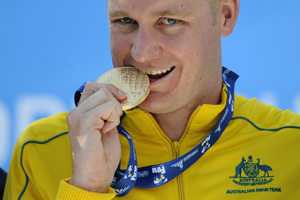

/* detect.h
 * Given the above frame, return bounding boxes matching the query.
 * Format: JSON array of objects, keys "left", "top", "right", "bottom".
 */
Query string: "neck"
[
  {"left": 153, "top": 89, "right": 222, "bottom": 142},
  {"left": 153, "top": 107, "right": 193, "bottom": 141}
]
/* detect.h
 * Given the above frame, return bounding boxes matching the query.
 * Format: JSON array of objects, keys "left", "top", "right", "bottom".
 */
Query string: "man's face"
[{"left": 108, "top": 0, "right": 223, "bottom": 114}]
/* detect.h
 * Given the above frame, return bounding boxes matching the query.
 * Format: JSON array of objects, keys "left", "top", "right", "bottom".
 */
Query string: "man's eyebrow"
[{"left": 108, "top": 10, "right": 129, "bottom": 18}]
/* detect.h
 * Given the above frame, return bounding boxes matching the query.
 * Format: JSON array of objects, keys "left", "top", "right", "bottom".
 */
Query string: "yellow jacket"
[{"left": 4, "top": 87, "right": 300, "bottom": 200}]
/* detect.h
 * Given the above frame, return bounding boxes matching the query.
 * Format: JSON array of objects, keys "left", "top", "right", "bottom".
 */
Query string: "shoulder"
[
  {"left": 7, "top": 112, "right": 72, "bottom": 200},
  {"left": 233, "top": 95, "right": 300, "bottom": 129},
  {"left": 17, "top": 112, "right": 69, "bottom": 145}
]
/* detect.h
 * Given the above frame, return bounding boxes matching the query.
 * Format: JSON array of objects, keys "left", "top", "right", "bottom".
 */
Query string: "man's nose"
[{"left": 130, "top": 27, "right": 162, "bottom": 63}]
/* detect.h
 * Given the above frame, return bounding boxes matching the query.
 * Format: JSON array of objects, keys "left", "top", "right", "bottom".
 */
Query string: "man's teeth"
[{"left": 142, "top": 67, "right": 173, "bottom": 75}]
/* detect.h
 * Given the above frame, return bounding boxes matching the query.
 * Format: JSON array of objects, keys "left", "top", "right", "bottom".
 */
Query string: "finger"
[
  {"left": 79, "top": 82, "right": 126, "bottom": 105},
  {"left": 96, "top": 101, "right": 122, "bottom": 134},
  {"left": 80, "top": 100, "right": 122, "bottom": 134},
  {"left": 77, "top": 87, "right": 123, "bottom": 117}
]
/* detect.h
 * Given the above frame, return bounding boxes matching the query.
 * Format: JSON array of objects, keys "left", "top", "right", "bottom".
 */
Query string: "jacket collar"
[{"left": 122, "top": 84, "right": 228, "bottom": 141}]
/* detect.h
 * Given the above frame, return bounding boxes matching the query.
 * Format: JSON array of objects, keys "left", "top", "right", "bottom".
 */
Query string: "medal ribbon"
[{"left": 74, "top": 67, "right": 239, "bottom": 196}]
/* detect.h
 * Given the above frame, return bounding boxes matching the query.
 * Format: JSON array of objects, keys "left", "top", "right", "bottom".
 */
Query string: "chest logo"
[{"left": 229, "top": 156, "right": 274, "bottom": 186}]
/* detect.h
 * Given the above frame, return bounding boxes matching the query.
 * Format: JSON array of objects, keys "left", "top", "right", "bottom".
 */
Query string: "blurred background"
[{"left": 0, "top": 0, "right": 299, "bottom": 171}]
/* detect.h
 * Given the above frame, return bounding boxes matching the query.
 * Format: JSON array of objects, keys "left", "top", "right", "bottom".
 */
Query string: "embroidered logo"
[{"left": 229, "top": 156, "right": 274, "bottom": 186}]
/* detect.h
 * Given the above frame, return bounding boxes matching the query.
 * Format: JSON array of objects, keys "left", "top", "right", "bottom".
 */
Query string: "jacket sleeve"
[
  {"left": 56, "top": 179, "right": 116, "bottom": 200},
  {"left": 4, "top": 112, "right": 117, "bottom": 200},
  {"left": 4, "top": 139, "right": 116, "bottom": 200},
  {"left": 3, "top": 136, "right": 32, "bottom": 199}
]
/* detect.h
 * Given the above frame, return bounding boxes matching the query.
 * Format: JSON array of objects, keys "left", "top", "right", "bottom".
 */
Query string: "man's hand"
[{"left": 67, "top": 82, "right": 126, "bottom": 193}]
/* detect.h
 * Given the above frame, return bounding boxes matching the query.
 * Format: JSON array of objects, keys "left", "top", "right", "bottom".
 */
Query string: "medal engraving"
[{"left": 96, "top": 67, "right": 150, "bottom": 110}]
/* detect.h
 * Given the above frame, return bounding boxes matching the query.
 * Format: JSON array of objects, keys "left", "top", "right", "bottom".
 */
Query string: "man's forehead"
[{"left": 107, "top": 0, "right": 201, "bottom": 18}]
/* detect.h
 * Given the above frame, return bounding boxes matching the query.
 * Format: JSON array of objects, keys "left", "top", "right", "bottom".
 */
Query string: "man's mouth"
[{"left": 141, "top": 66, "right": 175, "bottom": 79}]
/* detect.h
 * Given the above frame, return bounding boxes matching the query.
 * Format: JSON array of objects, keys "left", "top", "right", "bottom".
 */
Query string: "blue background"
[{"left": 0, "top": 1, "right": 299, "bottom": 171}]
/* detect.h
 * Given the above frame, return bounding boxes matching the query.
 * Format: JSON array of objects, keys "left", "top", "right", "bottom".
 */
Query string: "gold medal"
[{"left": 96, "top": 67, "right": 150, "bottom": 110}]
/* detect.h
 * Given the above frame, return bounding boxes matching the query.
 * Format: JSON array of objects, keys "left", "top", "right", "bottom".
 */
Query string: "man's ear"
[{"left": 220, "top": 0, "right": 239, "bottom": 36}]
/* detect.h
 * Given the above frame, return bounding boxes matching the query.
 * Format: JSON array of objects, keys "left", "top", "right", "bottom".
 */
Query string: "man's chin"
[{"left": 138, "top": 102, "right": 169, "bottom": 115}]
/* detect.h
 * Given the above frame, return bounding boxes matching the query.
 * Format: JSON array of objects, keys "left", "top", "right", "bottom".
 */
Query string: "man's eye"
[
  {"left": 160, "top": 18, "right": 179, "bottom": 25},
  {"left": 120, "top": 17, "right": 135, "bottom": 24}
]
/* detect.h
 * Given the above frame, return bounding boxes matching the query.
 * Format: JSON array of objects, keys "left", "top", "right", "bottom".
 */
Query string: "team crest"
[{"left": 229, "top": 156, "right": 274, "bottom": 186}]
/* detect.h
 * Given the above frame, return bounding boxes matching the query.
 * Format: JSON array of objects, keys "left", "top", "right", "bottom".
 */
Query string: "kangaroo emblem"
[{"left": 234, "top": 157, "right": 245, "bottom": 178}]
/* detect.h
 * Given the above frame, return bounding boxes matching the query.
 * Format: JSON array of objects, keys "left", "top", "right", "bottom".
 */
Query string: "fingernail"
[{"left": 118, "top": 89, "right": 126, "bottom": 96}]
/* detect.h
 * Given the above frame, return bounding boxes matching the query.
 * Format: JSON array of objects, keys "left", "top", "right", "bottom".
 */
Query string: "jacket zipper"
[{"left": 172, "top": 141, "right": 185, "bottom": 200}]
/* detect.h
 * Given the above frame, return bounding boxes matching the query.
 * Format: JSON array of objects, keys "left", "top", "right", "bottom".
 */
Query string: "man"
[
  {"left": 4, "top": 0, "right": 300, "bottom": 199},
  {"left": 0, "top": 168, "right": 7, "bottom": 199}
]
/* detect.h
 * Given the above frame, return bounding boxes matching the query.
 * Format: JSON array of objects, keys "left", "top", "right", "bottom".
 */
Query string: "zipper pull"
[{"left": 172, "top": 141, "right": 180, "bottom": 158}]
